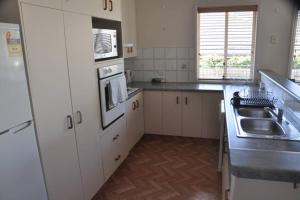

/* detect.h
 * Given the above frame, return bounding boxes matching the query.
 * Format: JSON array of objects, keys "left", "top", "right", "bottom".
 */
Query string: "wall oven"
[{"left": 98, "top": 64, "right": 127, "bottom": 129}]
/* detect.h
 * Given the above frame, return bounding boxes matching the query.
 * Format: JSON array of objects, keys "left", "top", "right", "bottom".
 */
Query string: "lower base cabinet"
[
  {"left": 126, "top": 92, "right": 144, "bottom": 151},
  {"left": 144, "top": 90, "right": 223, "bottom": 138},
  {"left": 230, "top": 175, "right": 300, "bottom": 200},
  {"left": 101, "top": 116, "right": 128, "bottom": 181}
]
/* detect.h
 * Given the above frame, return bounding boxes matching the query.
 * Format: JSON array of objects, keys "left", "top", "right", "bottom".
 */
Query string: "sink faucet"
[{"left": 264, "top": 107, "right": 284, "bottom": 122}]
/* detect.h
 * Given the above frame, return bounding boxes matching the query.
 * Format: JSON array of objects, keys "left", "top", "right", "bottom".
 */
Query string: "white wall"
[{"left": 134, "top": 0, "right": 296, "bottom": 80}]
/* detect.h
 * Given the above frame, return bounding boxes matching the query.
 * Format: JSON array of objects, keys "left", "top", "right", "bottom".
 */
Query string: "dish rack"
[{"left": 232, "top": 89, "right": 278, "bottom": 108}]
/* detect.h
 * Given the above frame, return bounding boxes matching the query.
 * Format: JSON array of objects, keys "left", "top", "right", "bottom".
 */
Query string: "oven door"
[
  {"left": 99, "top": 74, "right": 125, "bottom": 129},
  {"left": 93, "top": 29, "right": 118, "bottom": 60}
]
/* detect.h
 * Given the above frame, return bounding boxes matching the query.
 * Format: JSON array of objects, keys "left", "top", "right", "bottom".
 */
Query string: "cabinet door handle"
[
  {"left": 67, "top": 115, "right": 73, "bottom": 129},
  {"left": 109, "top": 0, "right": 113, "bottom": 11},
  {"left": 76, "top": 111, "right": 83, "bottom": 124},
  {"left": 185, "top": 97, "right": 188, "bottom": 105},
  {"left": 176, "top": 96, "right": 179, "bottom": 104},
  {"left": 132, "top": 101, "right": 136, "bottom": 110},
  {"left": 103, "top": 0, "right": 108, "bottom": 10},
  {"left": 115, "top": 155, "right": 121, "bottom": 161},
  {"left": 136, "top": 100, "right": 139, "bottom": 108},
  {"left": 113, "top": 134, "right": 119, "bottom": 141}
]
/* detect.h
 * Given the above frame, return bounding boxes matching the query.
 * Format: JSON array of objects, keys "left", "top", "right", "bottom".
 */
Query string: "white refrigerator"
[{"left": 0, "top": 23, "right": 48, "bottom": 200}]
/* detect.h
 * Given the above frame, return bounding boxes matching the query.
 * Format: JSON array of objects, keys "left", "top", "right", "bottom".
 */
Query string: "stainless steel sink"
[
  {"left": 237, "top": 108, "right": 272, "bottom": 118},
  {"left": 240, "top": 119, "right": 285, "bottom": 136}
]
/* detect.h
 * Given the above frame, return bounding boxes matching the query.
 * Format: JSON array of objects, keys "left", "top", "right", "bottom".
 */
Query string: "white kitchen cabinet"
[
  {"left": 126, "top": 92, "right": 144, "bottom": 151},
  {"left": 202, "top": 92, "right": 223, "bottom": 139},
  {"left": 62, "top": 0, "right": 100, "bottom": 16},
  {"left": 20, "top": 4, "right": 83, "bottom": 200},
  {"left": 162, "top": 91, "right": 182, "bottom": 136},
  {"left": 144, "top": 91, "right": 163, "bottom": 134},
  {"left": 19, "top": 0, "right": 62, "bottom": 9},
  {"left": 101, "top": 116, "right": 128, "bottom": 180},
  {"left": 230, "top": 175, "right": 300, "bottom": 200},
  {"left": 182, "top": 92, "right": 202, "bottom": 137},
  {"left": 122, "top": 0, "right": 137, "bottom": 58},
  {"left": 64, "top": 12, "right": 104, "bottom": 200},
  {"left": 95, "top": 0, "right": 122, "bottom": 21}
]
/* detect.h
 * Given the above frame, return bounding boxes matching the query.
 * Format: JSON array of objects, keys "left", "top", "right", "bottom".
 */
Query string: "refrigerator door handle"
[{"left": 12, "top": 120, "right": 32, "bottom": 134}]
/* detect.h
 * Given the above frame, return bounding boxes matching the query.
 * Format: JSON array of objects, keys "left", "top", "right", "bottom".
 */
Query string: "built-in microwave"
[{"left": 93, "top": 28, "right": 118, "bottom": 61}]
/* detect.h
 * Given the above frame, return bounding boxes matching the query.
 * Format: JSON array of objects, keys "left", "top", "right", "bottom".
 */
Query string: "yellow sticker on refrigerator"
[{"left": 5, "top": 31, "right": 22, "bottom": 57}]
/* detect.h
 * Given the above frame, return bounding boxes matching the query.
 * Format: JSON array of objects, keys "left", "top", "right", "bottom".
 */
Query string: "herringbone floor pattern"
[{"left": 94, "top": 135, "right": 221, "bottom": 200}]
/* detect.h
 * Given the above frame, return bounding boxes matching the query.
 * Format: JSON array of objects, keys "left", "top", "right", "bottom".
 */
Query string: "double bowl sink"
[{"left": 234, "top": 107, "right": 300, "bottom": 140}]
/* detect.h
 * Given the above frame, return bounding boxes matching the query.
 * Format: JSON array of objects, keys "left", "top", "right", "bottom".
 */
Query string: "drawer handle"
[
  {"left": 113, "top": 134, "right": 119, "bottom": 141},
  {"left": 115, "top": 155, "right": 121, "bottom": 161},
  {"left": 76, "top": 111, "right": 83, "bottom": 124}
]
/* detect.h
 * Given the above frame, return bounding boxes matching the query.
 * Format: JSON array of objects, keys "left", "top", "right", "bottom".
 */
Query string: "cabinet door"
[
  {"left": 202, "top": 92, "right": 223, "bottom": 139},
  {"left": 122, "top": 0, "right": 137, "bottom": 58},
  {"left": 20, "top": 0, "right": 62, "bottom": 9},
  {"left": 64, "top": 12, "right": 104, "bottom": 200},
  {"left": 136, "top": 92, "right": 144, "bottom": 139},
  {"left": 20, "top": 4, "right": 83, "bottom": 200},
  {"left": 126, "top": 95, "right": 138, "bottom": 151},
  {"left": 144, "top": 91, "right": 163, "bottom": 134},
  {"left": 95, "top": 0, "right": 121, "bottom": 20},
  {"left": 182, "top": 92, "right": 202, "bottom": 138},
  {"left": 162, "top": 91, "right": 182, "bottom": 136},
  {"left": 62, "top": 0, "right": 99, "bottom": 16}
]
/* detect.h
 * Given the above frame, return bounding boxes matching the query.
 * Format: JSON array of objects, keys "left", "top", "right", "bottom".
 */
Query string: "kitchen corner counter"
[{"left": 224, "top": 85, "right": 300, "bottom": 183}]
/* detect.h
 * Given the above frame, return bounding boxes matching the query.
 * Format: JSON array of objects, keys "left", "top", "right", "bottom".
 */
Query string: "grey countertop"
[
  {"left": 127, "top": 81, "right": 300, "bottom": 183},
  {"left": 127, "top": 82, "right": 227, "bottom": 92}
]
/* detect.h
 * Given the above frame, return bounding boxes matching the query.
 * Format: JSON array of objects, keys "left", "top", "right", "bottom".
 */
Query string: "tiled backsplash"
[{"left": 124, "top": 47, "right": 196, "bottom": 83}]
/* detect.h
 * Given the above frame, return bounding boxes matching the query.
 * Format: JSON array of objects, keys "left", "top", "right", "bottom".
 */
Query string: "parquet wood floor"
[{"left": 94, "top": 135, "right": 221, "bottom": 200}]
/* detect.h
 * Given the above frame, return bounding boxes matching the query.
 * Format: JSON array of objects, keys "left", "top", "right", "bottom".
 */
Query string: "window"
[
  {"left": 197, "top": 6, "right": 258, "bottom": 81},
  {"left": 290, "top": 11, "right": 300, "bottom": 83}
]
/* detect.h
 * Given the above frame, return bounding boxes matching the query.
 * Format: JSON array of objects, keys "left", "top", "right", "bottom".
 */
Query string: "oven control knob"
[
  {"left": 108, "top": 68, "right": 112, "bottom": 73},
  {"left": 103, "top": 69, "right": 109, "bottom": 74}
]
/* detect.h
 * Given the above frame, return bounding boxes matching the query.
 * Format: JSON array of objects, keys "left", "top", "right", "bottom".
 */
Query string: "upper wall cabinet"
[
  {"left": 100, "top": 0, "right": 121, "bottom": 21},
  {"left": 19, "top": 0, "right": 62, "bottom": 9},
  {"left": 122, "top": 0, "right": 137, "bottom": 58},
  {"left": 62, "top": 0, "right": 100, "bottom": 16}
]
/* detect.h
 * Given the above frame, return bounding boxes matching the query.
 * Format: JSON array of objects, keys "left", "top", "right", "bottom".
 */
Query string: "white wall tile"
[
  {"left": 165, "top": 71, "right": 177, "bottom": 82},
  {"left": 177, "top": 71, "right": 189, "bottom": 82},
  {"left": 137, "top": 48, "right": 143, "bottom": 59},
  {"left": 143, "top": 71, "right": 155, "bottom": 82},
  {"left": 166, "top": 59, "right": 177, "bottom": 70},
  {"left": 165, "top": 48, "right": 177, "bottom": 59},
  {"left": 154, "top": 48, "right": 165, "bottom": 59},
  {"left": 143, "top": 48, "right": 154, "bottom": 59},
  {"left": 189, "top": 48, "right": 195, "bottom": 59},
  {"left": 132, "top": 71, "right": 144, "bottom": 82},
  {"left": 177, "top": 59, "right": 190, "bottom": 70},
  {"left": 177, "top": 48, "right": 189, "bottom": 59},
  {"left": 154, "top": 60, "right": 165, "bottom": 70},
  {"left": 189, "top": 70, "right": 196, "bottom": 82},
  {"left": 143, "top": 59, "right": 154, "bottom": 70}
]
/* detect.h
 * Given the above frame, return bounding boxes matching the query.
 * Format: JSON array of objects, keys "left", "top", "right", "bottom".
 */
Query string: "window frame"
[
  {"left": 289, "top": 8, "right": 300, "bottom": 83},
  {"left": 196, "top": 5, "right": 258, "bottom": 83}
]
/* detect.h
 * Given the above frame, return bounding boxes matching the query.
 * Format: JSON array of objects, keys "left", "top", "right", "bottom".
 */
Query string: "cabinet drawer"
[{"left": 101, "top": 117, "right": 127, "bottom": 180}]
